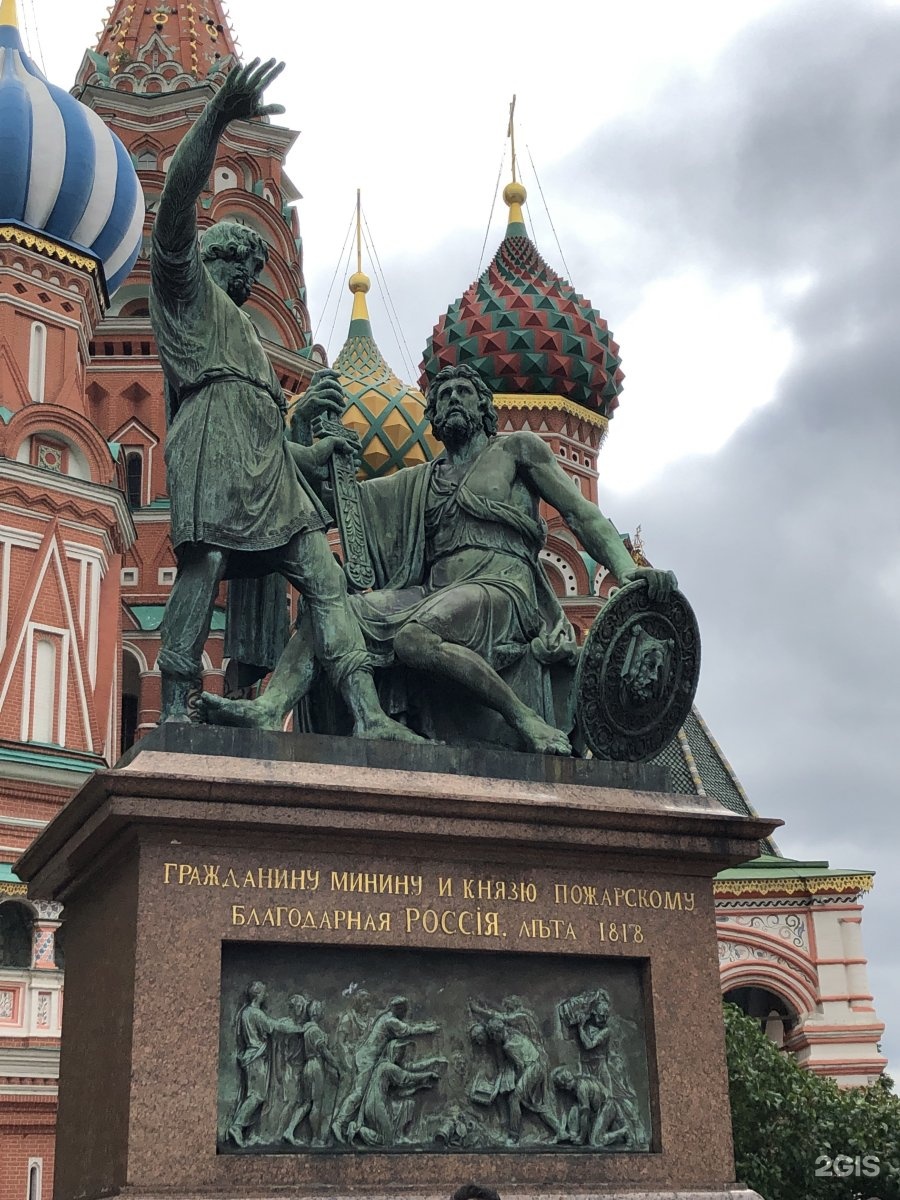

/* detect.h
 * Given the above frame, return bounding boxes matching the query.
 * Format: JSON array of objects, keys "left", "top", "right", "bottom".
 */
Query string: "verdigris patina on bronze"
[
  {"left": 575, "top": 580, "right": 700, "bottom": 761},
  {"left": 201, "top": 364, "right": 686, "bottom": 758},
  {"left": 555, "top": 987, "right": 648, "bottom": 1147},
  {"left": 218, "top": 944, "right": 652, "bottom": 1154},
  {"left": 149, "top": 56, "right": 421, "bottom": 743}
]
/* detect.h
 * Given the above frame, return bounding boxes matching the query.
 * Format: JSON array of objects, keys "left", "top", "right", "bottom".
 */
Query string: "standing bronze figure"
[{"left": 149, "top": 57, "right": 420, "bottom": 742}]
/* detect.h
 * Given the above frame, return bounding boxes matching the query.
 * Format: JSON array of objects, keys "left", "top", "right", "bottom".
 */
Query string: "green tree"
[{"left": 724, "top": 1003, "right": 900, "bottom": 1200}]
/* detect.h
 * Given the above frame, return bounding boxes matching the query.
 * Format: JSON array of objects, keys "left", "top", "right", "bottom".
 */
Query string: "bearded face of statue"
[
  {"left": 431, "top": 375, "right": 483, "bottom": 447},
  {"left": 205, "top": 245, "right": 266, "bottom": 307},
  {"left": 201, "top": 222, "right": 268, "bottom": 307}
]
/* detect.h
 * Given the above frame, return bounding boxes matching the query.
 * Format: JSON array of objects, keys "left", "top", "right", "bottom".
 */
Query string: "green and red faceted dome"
[{"left": 420, "top": 182, "right": 624, "bottom": 417}]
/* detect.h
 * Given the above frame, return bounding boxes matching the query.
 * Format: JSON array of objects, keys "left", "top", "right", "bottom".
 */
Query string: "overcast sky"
[{"left": 29, "top": 0, "right": 900, "bottom": 1070}]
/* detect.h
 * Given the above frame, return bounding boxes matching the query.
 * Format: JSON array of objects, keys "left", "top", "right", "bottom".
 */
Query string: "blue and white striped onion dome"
[{"left": 0, "top": 12, "right": 144, "bottom": 296}]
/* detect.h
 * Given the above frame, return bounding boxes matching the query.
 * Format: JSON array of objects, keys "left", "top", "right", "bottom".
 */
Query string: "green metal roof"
[
  {"left": 128, "top": 604, "right": 225, "bottom": 631},
  {"left": 0, "top": 862, "right": 22, "bottom": 883},
  {"left": 718, "top": 854, "right": 874, "bottom": 881},
  {"left": 650, "top": 707, "right": 779, "bottom": 856},
  {"left": 0, "top": 744, "right": 103, "bottom": 775}
]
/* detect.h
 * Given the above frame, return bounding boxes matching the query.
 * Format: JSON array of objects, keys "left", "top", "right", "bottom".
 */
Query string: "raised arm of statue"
[
  {"left": 513, "top": 431, "right": 677, "bottom": 601},
  {"left": 152, "top": 58, "right": 285, "bottom": 294}
]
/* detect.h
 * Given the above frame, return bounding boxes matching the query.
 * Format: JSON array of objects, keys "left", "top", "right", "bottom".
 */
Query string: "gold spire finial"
[
  {"left": 348, "top": 188, "right": 371, "bottom": 324},
  {"left": 0, "top": 0, "right": 20, "bottom": 29}
]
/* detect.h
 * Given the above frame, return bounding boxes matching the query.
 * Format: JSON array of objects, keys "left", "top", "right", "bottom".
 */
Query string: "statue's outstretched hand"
[
  {"left": 623, "top": 567, "right": 678, "bottom": 602},
  {"left": 213, "top": 57, "right": 286, "bottom": 124}
]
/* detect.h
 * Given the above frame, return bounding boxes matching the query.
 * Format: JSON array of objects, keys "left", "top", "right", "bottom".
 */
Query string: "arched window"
[
  {"left": 121, "top": 649, "right": 141, "bottom": 754},
  {"left": 28, "top": 322, "right": 47, "bottom": 403},
  {"left": 125, "top": 450, "right": 143, "bottom": 510},
  {"left": 723, "top": 986, "right": 800, "bottom": 1044},
  {"left": 31, "top": 638, "right": 58, "bottom": 743},
  {"left": 0, "top": 901, "right": 33, "bottom": 968},
  {"left": 27, "top": 1159, "right": 42, "bottom": 1200},
  {"left": 120, "top": 298, "right": 150, "bottom": 318},
  {"left": 136, "top": 149, "right": 157, "bottom": 170}
]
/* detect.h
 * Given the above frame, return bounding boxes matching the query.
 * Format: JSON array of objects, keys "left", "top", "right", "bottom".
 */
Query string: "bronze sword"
[{"left": 311, "top": 412, "right": 375, "bottom": 593}]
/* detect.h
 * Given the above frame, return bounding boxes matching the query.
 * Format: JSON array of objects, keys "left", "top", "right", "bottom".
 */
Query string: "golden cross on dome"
[
  {"left": 507, "top": 93, "right": 518, "bottom": 183},
  {"left": 356, "top": 187, "right": 362, "bottom": 276}
]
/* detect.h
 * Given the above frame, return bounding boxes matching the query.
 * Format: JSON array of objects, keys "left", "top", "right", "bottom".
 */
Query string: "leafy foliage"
[{"left": 724, "top": 1003, "right": 900, "bottom": 1200}]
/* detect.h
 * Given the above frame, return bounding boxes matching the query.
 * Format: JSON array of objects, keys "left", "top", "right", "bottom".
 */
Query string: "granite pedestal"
[{"left": 17, "top": 727, "right": 778, "bottom": 1200}]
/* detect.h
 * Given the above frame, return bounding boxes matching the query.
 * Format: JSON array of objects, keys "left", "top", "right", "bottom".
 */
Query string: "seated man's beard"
[{"left": 435, "top": 408, "right": 480, "bottom": 446}]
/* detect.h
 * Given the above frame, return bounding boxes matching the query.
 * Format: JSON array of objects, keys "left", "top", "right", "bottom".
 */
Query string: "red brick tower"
[
  {"left": 70, "top": 0, "right": 323, "bottom": 732},
  {"left": 1, "top": 1, "right": 321, "bottom": 1189},
  {"left": 0, "top": 0, "right": 143, "bottom": 1183}
]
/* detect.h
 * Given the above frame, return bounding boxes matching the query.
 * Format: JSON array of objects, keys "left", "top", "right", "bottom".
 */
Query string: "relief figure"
[
  {"left": 332, "top": 995, "right": 440, "bottom": 1143},
  {"left": 469, "top": 1002, "right": 568, "bottom": 1145},
  {"left": 348, "top": 1040, "right": 447, "bottom": 1147},
  {"left": 226, "top": 981, "right": 296, "bottom": 1147},
  {"left": 282, "top": 999, "right": 342, "bottom": 1147},
  {"left": 558, "top": 987, "right": 649, "bottom": 1149}
]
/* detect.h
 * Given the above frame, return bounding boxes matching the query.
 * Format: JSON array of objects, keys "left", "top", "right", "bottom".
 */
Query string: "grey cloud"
[{"left": 558, "top": 0, "right": 900, "bottom": 1065}]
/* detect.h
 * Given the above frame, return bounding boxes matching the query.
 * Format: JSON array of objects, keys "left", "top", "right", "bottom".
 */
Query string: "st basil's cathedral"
[{"left": 0, "top": 1, "right": 886, "bottom": 1194}]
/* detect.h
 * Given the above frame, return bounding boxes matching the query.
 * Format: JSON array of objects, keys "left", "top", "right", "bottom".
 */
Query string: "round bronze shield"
[{"left": 575, "top": 580, "right": 701, "bottom": 762}]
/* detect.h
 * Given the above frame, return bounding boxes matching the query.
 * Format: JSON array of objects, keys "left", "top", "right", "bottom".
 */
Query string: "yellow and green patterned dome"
[{"left": 334, "top": 271, "right": 439, "bottom": 478}]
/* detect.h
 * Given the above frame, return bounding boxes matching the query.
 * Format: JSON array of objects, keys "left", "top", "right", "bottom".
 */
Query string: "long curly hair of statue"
[
  {"left": 200, "top": 220, "right": 269, "bottom": 265},
  {"left": 425, "top": 364, "right": 499, "bottom": 437}
]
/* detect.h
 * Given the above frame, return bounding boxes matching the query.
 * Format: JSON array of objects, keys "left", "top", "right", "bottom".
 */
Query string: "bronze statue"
[
  {"left": 148, "top": 56, "right": 422, "bottom": 743},
  {"left": 200, "top": 364, "right": 676, "bottom": 754}
]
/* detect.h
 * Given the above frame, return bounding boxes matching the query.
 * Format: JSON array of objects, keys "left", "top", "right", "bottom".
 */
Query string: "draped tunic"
[
  {"left": 150, "top": 235, "right": 329, "bottom": 553},
  {"left": 353, "top": 448, "right": 578, "bottom": 671}
]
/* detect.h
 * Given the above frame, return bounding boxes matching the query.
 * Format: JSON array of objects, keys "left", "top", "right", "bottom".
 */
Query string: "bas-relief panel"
[{"left": 218, "top": 943, "right": 652, "bottom": 1155}]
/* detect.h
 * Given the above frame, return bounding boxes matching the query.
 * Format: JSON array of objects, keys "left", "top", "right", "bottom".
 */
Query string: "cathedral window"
[
  {"left": 121, "top": 648, "right": 141, "bottom": 754},
  {"left": 120, "top": 297, "right": 151, "bottom": 318},
  {"left": 27, "top": 1160, "right": 42, "bottom": 1200},
  {"left": 30, "top": 636, "right": 60, "bottom": 744},
  {"left": 28, "top": 322, "right": 47, "bottom": 403},
  {"left": 125, "top": 450, "right": 144, "bottom": 509}
]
